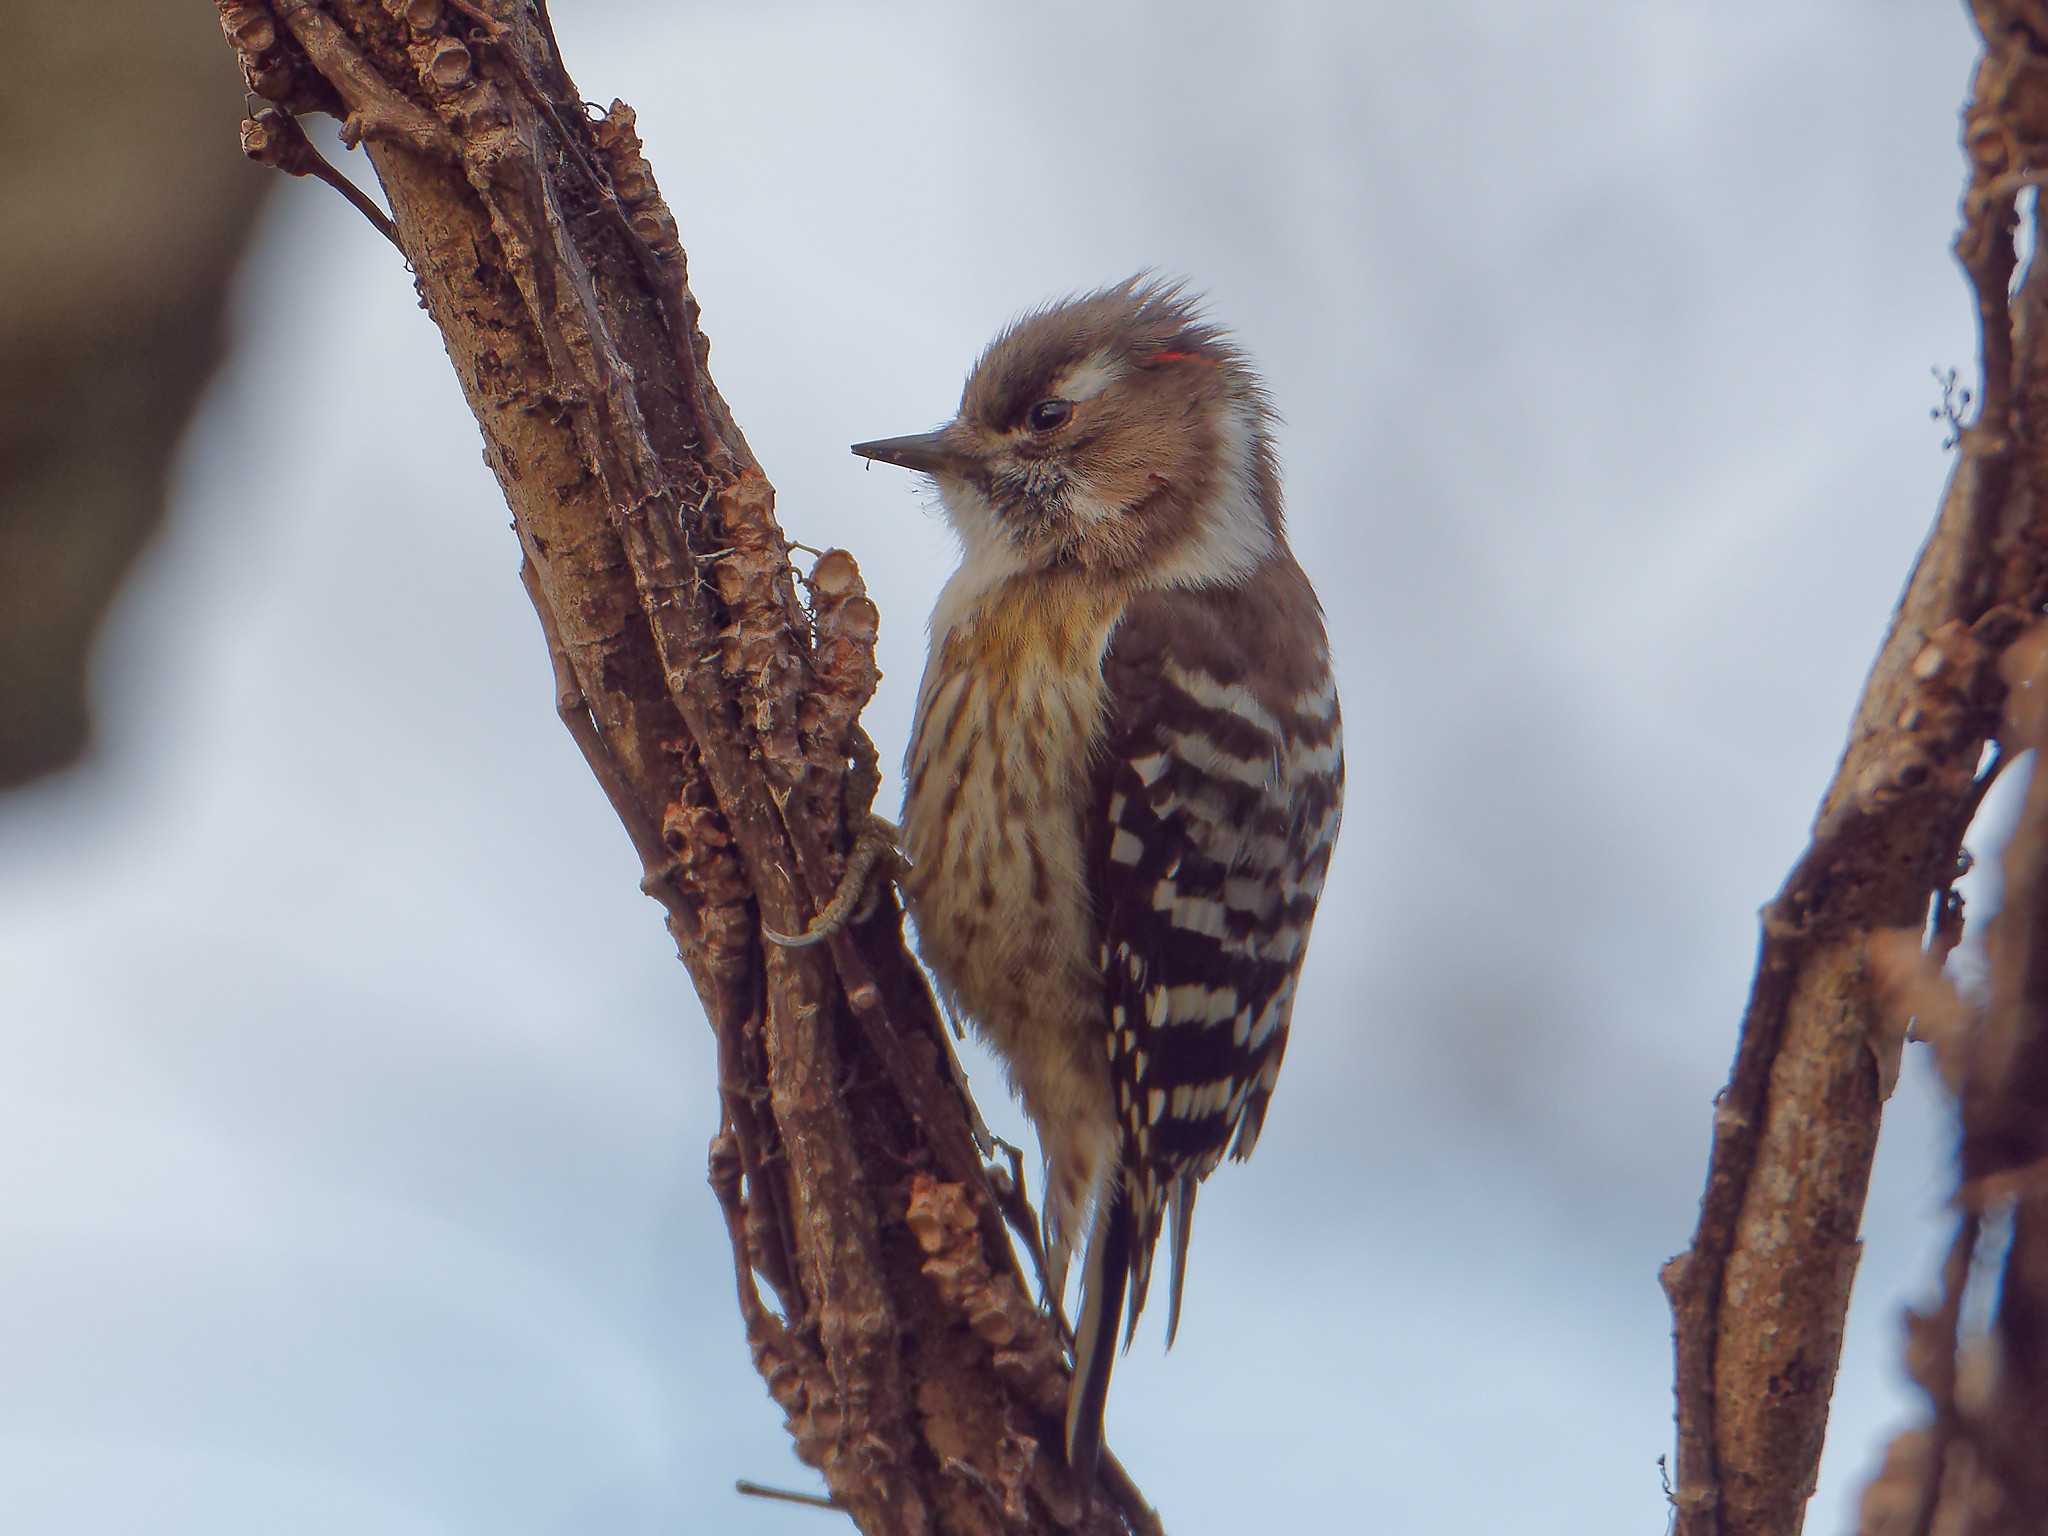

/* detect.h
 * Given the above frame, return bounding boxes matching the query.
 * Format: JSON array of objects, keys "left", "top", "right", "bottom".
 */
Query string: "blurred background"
[{"left": 0, "top": 3, "right": 1997, "bottom": 1532}]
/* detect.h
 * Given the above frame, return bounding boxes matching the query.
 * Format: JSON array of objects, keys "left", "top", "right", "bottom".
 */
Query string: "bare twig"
[
  {"left": 239, "top": 106, "right": 401, "bottom": 249},
  {"left": 736, "top": 1479, "right": 843, "bottom": 1512}
]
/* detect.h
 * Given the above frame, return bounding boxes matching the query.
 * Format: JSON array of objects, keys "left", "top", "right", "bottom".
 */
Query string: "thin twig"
[
  {"left": 736, "top": 1480, "right": 843, "bottom": 1512},
  {"left": 239, "top": 106, "right": 403, "bottom": 250}
]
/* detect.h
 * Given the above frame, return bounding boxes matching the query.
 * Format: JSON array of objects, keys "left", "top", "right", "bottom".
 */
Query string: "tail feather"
[
  {"left": 1164, "top": 1173, "right": 1198, "bottom": 1348},
  {"left": 1120, "top": 1177, "right": 1170, "bottom": 1349},
  {"left": 1121, "top": 1200, "right": 1156, "bottom": 1350},
  {"left": 1064, "top": 1188, "right": 1132, "bottom": 1484}
]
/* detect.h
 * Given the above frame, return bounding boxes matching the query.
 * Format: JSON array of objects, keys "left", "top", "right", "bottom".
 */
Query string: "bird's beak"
[{"left": 850, "top": 427, "right": 971, "bottom": 477}]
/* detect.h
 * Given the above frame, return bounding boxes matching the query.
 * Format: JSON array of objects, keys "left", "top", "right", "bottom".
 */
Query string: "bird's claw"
[{"left": 762, "top": 818, "right": 906, "bottom": 948}]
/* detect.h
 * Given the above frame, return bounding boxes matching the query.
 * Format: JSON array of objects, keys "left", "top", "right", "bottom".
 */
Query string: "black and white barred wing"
[{"left": 1087, "top": 584, "right": 1343, "bottom": 1344}]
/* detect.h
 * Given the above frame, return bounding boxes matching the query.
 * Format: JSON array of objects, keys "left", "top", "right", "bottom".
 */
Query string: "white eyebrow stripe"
[{"left": 1053, "top": 351, "right": 1123, "bottom": 402}]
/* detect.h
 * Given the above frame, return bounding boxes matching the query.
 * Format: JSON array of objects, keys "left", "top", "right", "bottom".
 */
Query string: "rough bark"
[
  {"left": 1664, "top": 6, "right": 2048, "bottom": 1533},
  {"left": 211, "top": 4, "right": 1156, "bottom": 1532}
]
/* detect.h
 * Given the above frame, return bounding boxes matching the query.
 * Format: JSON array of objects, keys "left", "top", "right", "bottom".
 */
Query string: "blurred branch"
[
  {"left": 1663, "top": 7, "right": 2048, "bottom": 1533},
  {"left": 1858, "top": 625, "right": 2048, "bottom": 1536},
  {"left": 211, "top": 3, "right": 1155, "bottom": 1532},
  {"left": 0, "top": 7, "right": 270, "bottom": 787}
]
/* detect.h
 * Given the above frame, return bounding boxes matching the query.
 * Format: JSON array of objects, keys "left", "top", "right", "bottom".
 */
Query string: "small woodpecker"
[{"left": 851, "top": 278, "right": 1343, "bottom": 1481}]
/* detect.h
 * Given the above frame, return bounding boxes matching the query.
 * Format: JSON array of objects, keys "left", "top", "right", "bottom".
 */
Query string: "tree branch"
[
  {"left": 213, "top": 4, "right": 1155, "bottom": 1530},
  {"left": 1665, "top": 7, "right": 2048, "bottom": 1532}
]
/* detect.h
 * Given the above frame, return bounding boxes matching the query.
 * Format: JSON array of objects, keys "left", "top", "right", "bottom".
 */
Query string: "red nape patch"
[{"left": 1153, "top": 350, "right": 1217, "bottom": 366}]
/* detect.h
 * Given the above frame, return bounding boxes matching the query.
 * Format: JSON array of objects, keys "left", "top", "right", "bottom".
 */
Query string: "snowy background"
[{"left": 0, "top": 3, "right": 1995, "bottom": 1531}]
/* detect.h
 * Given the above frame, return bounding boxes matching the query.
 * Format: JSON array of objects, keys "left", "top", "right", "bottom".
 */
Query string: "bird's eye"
[{"left": 1026, "top": 398, "right": 1073, "bottom": 433}]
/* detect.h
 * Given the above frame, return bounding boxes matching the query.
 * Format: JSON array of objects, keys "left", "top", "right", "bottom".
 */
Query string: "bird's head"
[{"left": 853, "top": 279, "right": 1280, "bottom": 588}]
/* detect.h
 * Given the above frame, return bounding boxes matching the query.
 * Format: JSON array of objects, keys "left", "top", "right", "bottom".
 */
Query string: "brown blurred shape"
[{"left": 1, "top": 7, "right": 269, "bottom": 787}]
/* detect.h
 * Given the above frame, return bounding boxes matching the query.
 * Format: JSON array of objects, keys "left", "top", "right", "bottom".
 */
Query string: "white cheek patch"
[
  {"left": 1052, "top": 350, "right": 1124, "bottom": 403},
  {"left": 1147, "top": 394, "right": 1277, "bottom": 589}
]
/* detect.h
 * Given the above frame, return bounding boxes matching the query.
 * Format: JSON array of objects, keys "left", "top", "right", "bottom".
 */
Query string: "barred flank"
[{"left": 1068, "top": 554, "right": 1343, "bottom": 1478}]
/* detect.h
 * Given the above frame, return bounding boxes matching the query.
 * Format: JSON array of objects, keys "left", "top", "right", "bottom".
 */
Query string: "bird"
[{"left": 849, "top": 278, "right": 1343, "bottom": 1482}]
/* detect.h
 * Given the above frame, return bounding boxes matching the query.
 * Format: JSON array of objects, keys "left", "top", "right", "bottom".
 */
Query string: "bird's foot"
[{"left": 762, "top": 817, "right": 906, "bottom": 948}]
